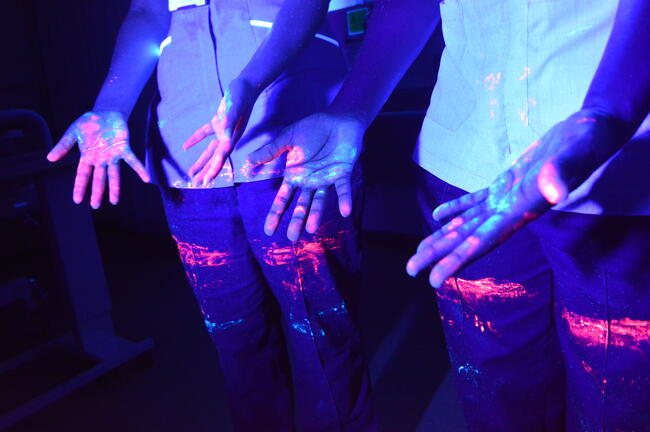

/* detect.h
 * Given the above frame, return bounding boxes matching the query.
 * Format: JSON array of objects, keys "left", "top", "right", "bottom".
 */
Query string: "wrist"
[
  {"left": 233, "top": 74, "right": 265, "bottom": 100},
  {"left": 576, "top": 106, "right": 636, "bottom": 140},
  {"left": 324, "top": 104, "right": 373, "bottom": 131},
  {"left": 92, "top": 102, "right": 130, "bottom": 119}
]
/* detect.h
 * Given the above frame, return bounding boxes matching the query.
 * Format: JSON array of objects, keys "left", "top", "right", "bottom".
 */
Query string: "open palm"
[{"left": 248, "top": 112, "right": 365, "bottom": 240}]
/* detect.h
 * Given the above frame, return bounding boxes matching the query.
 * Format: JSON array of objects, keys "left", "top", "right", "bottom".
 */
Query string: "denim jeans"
[
  {"left": 160, "top": 176, "right": 377, "bottom": 432},
  {"left": 417, "top": 165, "right": 650, "bottom": 432}
]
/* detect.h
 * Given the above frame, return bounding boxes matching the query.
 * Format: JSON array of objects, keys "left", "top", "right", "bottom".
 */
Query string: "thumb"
[
  {"left": 47, "top": 129, "right": 76, "bottom": 162},
  {"left": 247, "top": 130, "right": 292, "bottom": 166},
  {"left": 537, "top": 159, "right": 569, "bottom": 205}
]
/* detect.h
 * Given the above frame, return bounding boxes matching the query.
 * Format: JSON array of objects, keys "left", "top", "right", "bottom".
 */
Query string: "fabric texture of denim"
[
  {"left": 160, "top": 175, "right": 378, "bottom": 432},
  {"left": 417, "top": 166, "right": 650, "bottom": 432}
]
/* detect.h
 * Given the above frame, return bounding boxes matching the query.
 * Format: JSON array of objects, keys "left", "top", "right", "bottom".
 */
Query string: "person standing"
[
  {"left": 46, "top": 0, "right": 377, "bottom": 430},
  {"left": 247, "top": 0, "right": 650, "bottom": 430}
]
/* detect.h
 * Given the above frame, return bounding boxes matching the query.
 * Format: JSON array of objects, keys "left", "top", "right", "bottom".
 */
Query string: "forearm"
[
  {"left": 328, "top": 0, "right": 440, "bottom": 127},
  {"left": 237, "top": 0, "right": 329, "bottom": 93},
  {"left": 94, "top": 2, "right": 170, "bottom": 117},
  {"left": 582, "top": 0, "right": 650, "bottom": 135}
]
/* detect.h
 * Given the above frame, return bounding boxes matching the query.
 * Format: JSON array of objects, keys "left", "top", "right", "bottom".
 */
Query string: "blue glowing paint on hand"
[
  {"left": 246, "top": 112, "right": 365, "bottom": 241},
  {"left": 46, "top": 110, "right": 151, "bottom": 209},
  {"left": 406, "top": 109, "right": 629, "bottom": 288},
  {"left": 183, "top": 77, "right": 259, "bottom": 187}
]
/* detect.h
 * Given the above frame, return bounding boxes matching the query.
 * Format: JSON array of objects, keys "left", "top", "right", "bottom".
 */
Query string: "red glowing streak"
[
  {"left": 562, "top": 308, "right": 650, "bottom": 353},
  {"left": 441, "top": 277, "right": 534, "bottom": 304},
  {"left": 281, "top": 279, "right": 302, "bottom": 299},
  {"left": 172, "top": 235, "right": 231, "bottom": 267},
  {"left": 260, "top": 230, "right": 347, "bottom": 277},
  {"left": 287, "top": 147, "right": 306, "bottom": 166}
]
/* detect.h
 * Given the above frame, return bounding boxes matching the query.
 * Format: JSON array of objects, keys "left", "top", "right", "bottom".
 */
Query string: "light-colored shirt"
[
  {"left": 151, "top": 0, "right": 346, "bottom": 188},
  {"left": 415, "top": 0, "right": 650, "bottom": 215}
]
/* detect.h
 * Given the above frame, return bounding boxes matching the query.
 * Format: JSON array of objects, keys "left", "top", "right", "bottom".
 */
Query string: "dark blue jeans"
[
  {"left": 417, "top": 166, "right": 650, "bottom": 432},
  {"left": 160, "top": 177, "right": 377, "bottom": 432}
]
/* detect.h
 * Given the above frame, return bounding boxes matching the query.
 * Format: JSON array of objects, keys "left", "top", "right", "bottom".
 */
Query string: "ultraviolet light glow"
[
  {"left": 173, "top": 235, "right": 231, "bottom": 267},
  {"left": 562, "top": 307, "right": 650, "bottom": 353},
  {"left": 248, "top": 20, "right": 340, "bottom": 47},
  {"left": 441, "top": 277, "right": 534, "bottom": 304},
  {"left": 158, "top": 36, "right": 172, "bottom": 56}
]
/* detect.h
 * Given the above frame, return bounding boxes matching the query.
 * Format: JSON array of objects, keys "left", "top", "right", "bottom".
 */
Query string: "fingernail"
[
  {"left": 429, "top": 273, "right": 442, "bottom": 289},
  {"left": 406, "top": 263, "right": 417, "bottom": 278}
]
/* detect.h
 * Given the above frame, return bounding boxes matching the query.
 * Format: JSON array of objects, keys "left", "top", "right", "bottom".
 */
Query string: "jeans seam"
[
  {"left": 453, "top": 277, "right": 480, "bottom": 417},
  {"left": 600, "top": 264, "right": 610, "bottom": 431},
  {"left": 291, "top": 241, "right": 343, "bottom": 430}
]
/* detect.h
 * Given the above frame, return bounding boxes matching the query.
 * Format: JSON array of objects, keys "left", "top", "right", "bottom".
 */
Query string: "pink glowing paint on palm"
[
  {"left": 247, "top": 113, "right": 365, "bottom": 238},
  {"left": 287, "top": 146, "right": 306, "bottom": 166},
  {"left": 47, "top": 110, "right": 150, "bottom": 209},
  {"left": 172, "top": 235, "right": 231, "bottom": 268},
  {"left": 563, "top": 307, "right": 650, "bottom": 353}
]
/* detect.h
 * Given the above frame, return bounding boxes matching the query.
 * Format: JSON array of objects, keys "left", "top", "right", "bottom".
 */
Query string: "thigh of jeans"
[
  {"left": 534, "top": 211, "right": 650, "bottom": 432},
  {"left": 234, "top": 177, "right": 378, "bottom": 432},
  {"left": 160, "top": 188, "right": 273, "bottom": 328},
  {"left": 160, "top": 187, "right": 294, "bottom": 430},
  {"left": 416, "top": 167, "right": 563, "bottom": 431}
]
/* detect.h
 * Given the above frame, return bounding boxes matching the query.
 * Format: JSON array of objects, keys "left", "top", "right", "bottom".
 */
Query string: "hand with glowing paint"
[
  {"left": 406, "top": 109, "right": 629, "bottom": 288},
  {"left": 247, "top": 112, "right": 365, "bottom": 241},
  {"left": 47, "top": 111, "right": 150, "bottom": 209},
  {"left": 183, "top": 78, "right": 259, "bottom": 186}
]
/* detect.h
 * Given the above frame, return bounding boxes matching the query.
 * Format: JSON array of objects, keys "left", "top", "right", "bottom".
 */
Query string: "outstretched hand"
[
  {"left": 406, "top": 109, "right": 629, "bottom": 288},
  {"left": 46, "top": 111, "right": 150, "bottom": 209},
  {"left": 183, "top": 78, "right": 258, "bottom": 186},
  {"left": 247, "top": 112, "right": 365, "bottom": 241}
]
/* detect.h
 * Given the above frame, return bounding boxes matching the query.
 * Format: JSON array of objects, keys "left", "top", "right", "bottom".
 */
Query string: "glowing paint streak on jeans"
[
  {"left": 172, "top": 235, "right": 231, "bottom": 267},
  {"left": 317, "top": 303, "right": 348, "bottom": 317},
  {"left": 562, "top": 308, "right": 650, "bottom": 352},
  {"left": 204, "top": 318, "right": 245, "bottom": 333},
  {"left": 290, "top": 315, "right": 325, "bottom": 337},
  {"left": 261, "top": 231, "right": 347, "bottom": 276},
  {"left": 441, "top": 277, "right": 534, "bottom": 305}
]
